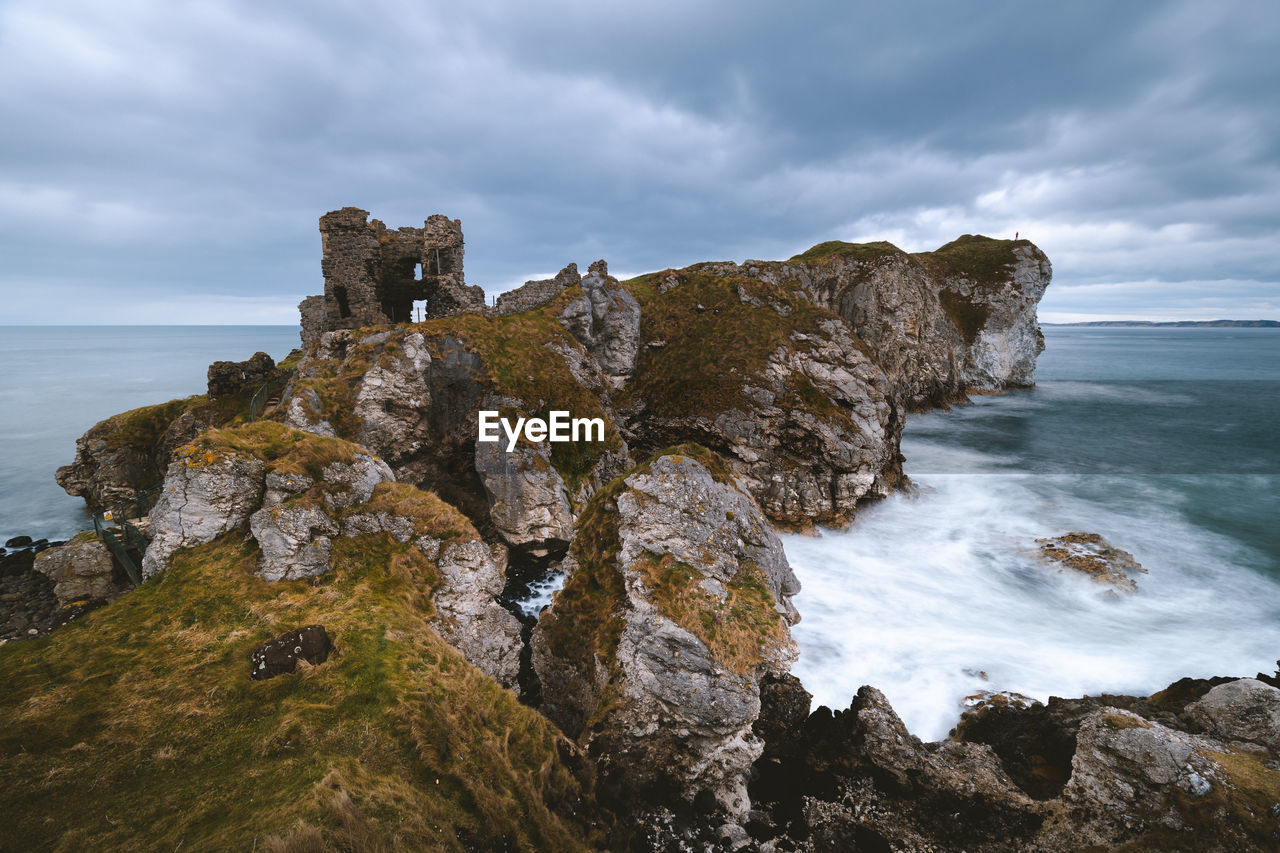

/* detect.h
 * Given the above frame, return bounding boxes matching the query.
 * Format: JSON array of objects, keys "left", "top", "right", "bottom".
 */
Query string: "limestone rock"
[
  {"left": 1036, "top": 531, "right": 1146, "bottom": 593},
  {"left": 433, "top": 538, "right": 522, "bottom": 689},
  {"left": 1184, "top": 678, "right": 1280, "bottom": 754},
  {"left": 629, "top": 306, "right": 903, "bottom": 528},
  {"left": 533, "top": 450, "right": 799, "bottom": 817},
  {"left": 250, "top": 503, "right": 339, "bottom": 581},
  {"left": 474, "top": 438, "right": 573, "bottom": 556},
  {"left": 769, "top": 236, "right": 1051, "bottom": 407},
  {"left": 558, "top": 260, "right": 641, "bottom": 387},
  {"left": 33, "top": 532, "right": 121, "bottom": 607},
  {"left": 141, "top": 447, "right": 266, "bottom": 579},
  {"left": 319, "top": 454, "right": 395, "bottom": 510}
]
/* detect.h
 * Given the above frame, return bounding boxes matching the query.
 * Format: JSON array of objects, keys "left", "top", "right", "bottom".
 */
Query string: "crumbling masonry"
[{"left": 299, "top": 207, "right": 486, "bottom": 344}]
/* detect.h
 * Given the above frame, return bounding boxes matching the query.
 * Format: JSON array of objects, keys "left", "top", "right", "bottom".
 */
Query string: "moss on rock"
[{"left": 0, "top": 532, "right": 605, "bottom": 851}]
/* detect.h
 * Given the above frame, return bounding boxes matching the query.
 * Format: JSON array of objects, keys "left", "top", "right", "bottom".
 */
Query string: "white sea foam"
[
  {"left": 516, "top": 569, "right": 567, "bottom": 619},
  {"left": 784, "top": 465, "right": 1280, "bottom": 742}
]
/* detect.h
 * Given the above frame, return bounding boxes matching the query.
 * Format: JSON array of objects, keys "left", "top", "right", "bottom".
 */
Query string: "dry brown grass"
[
  {"left": 0, "top": 531, "right": 606, "bottom": 851},
  {"left": 637, "top": 555, "right": 788, "bottom": 676}
]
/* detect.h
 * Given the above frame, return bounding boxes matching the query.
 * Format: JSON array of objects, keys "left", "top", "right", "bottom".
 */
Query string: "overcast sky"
[{"left": 2, "top": 0, "right": 1277, "bottom": 323}]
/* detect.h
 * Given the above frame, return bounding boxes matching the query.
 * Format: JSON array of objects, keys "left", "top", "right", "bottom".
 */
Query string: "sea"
[{"left": 3, "top": 324, "right": 1277, "bottom": 740}]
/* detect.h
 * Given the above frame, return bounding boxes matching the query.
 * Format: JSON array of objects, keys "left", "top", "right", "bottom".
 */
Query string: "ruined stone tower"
[{"left": 299, "top": 207, "right": 485, "bottom": 344}]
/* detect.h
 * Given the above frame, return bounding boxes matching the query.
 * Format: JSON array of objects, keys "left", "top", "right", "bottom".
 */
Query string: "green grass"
[
  {"left": 912, "top": 234, "right": 1025, "bottom": 292},
  {"left": 0, "top": 530, "right": 605, "bottom": 851},
  {"left": 619, "top": 268, "right": 860, "bottom": 434},
  {"left": 788, "top": 240, "right": 903, "bottom": 265},
  {"left": 637, "top": 556, "right": 787, "bottom": 676},
  {"left": 193, "top": 420, "right": 364, "bottom": 480}
]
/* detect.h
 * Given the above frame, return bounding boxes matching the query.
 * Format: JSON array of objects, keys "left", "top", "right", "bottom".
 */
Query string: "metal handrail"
[{"left": 93, "top": 514, "right": 143, "bottom": 587}]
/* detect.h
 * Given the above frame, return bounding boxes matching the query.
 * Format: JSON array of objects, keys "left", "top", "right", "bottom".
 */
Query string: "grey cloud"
[{"left": 0, "top": 0, "right": 1277, "bottom": 323}]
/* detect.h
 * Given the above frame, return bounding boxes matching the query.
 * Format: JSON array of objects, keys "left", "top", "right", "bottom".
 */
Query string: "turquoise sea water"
[
  {"left": 0, "top": 326, "right": 301, "bottom": 544},
  {"left": 786, "top": 327, "right": 1280, "bottom": 739}
]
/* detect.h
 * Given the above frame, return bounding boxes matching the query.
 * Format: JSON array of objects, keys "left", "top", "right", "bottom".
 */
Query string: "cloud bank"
[{"left": 1, "top": 0, "right": 1277, "bottom": 323}]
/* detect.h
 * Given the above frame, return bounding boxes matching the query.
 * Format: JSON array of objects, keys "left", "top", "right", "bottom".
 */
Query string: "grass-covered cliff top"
[
  {"left": 0, "top": 530, "right": 604, "bottom": 851},
  {"left": 788, "top": 239, "right": 904, "bottom": 265},
  {"left": 788, "top": 234, "right": 1033, "bottom": 286},
  {"left": 192, "top": 420, "right": 365, "bottom": 479},
  {"left": 619, "top": 266, "right": 869, "bottom": 433}
]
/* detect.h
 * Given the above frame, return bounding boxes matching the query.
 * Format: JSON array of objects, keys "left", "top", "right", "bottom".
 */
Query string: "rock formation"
[
  {"left": 532, "top": 448, "right": 800, "bottom": 818},
  {"left": 39, "top": 214, "right": 1093, "bottom": 849},
  {"left": 33, "top": 531, "right": 122, "bottom": 607},
  {"left": 1036, "top": 531, "right": 1148, "bottom": 593},
  {"left": 779, "top": 235, "right": 1053, "bottom": 407},
  {"left": 747, "top": 674, "right": 1280, "bottom": 852},
  {"left": 139, "top": 421, "right": 522, "bottom": 688}
]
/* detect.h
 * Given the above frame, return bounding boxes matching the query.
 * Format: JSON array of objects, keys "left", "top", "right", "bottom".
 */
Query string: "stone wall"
[
  {"left": 304, "top": 207, "right": 485, "bottom": 339},
  {"left": 494, "top": 263, "right": 580, "bottom": 316},
  {"left": 207, "top": 352, "right": 275, "bottom": 399}
]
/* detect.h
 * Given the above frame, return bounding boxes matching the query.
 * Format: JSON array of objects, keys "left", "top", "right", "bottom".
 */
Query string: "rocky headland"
[{"left": 3, "top": 209, "right": 1277, "bottom": 852}]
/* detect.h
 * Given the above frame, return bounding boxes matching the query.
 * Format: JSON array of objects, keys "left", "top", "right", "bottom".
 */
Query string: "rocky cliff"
[
  {"left": 27, "top": 229, "right": 1192, "bottom": 852},
  {"left": 533, "top": 447, "right": 800, "bottom": 818}
]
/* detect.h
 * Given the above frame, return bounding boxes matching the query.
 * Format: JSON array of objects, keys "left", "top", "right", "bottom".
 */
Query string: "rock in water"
[
  {"left": 1035, "top": 531, "right": 1147, "bottom": 593},
  {"left": 532, "top": 447, "right": 800, "bottom": 817},
  {"left": 251, "top": 625, "right": 333, "bottom": 679}
]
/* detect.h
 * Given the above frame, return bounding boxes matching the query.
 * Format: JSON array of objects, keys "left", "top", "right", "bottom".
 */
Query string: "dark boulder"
[
  {"left": 4, "top": 535, "right": 33, "bottom": 548},
  {"left": 250, "top": 625, "right": 333, "bottom": 680}
]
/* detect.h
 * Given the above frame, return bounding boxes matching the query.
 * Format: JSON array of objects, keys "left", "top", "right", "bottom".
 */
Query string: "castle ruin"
[{"left": 299, "top": 207, "right": 486, "bottom": 344}]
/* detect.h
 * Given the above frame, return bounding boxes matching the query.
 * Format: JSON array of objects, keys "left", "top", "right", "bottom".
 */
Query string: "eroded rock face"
[
  {"left": 558, "top": 260, "right": 641, "bottom": 387},
  {"left": 141, "top": 447, "right": 266, "bottom": 579},
  {"left": 433, "top": 539, "right": 523, "bottom": 689},
  {"left": 285, "top": 327, "right": 627, "bottom": 556},
  {"left": 32, "top": 533, "right": 121, "bottom": 607},
  {"left": 474, "top": 439, "right": 574, "bottom": 556},
  {"left": 140, "top": 428, "right": 523, "bottom": 689},
  {"left": 757, "top": 236, "right": 1052, "bottom": 407},
  {"left": 533, "top": 450, "right": 799, "bottom": 817}
]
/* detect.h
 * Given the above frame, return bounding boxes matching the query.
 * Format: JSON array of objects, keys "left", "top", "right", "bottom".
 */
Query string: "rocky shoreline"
[{"left": 2, "top": 213, "right": 1277, "bottom": 851}]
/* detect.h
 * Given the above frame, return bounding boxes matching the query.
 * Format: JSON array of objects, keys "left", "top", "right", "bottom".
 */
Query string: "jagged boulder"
[
  {"left": 142, "top": 444, "right": 266, "bottom": 580},
  {"left": 1184, "top": 678, "right": 1280, "bottom": 755},
  {"left": 32, "top": 531, "right": 121, "bottom": 607},
  {"left": 532, "top": 447, "right": 799, "bottom": 817},
  {"left": 558, "top": 260, "right": 641, "bottom": 387}
]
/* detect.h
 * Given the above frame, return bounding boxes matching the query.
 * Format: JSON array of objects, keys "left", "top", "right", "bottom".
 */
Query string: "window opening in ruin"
[
  {"left": 334, "top": 285, "right": 351, "bottom": 319},
  {"left": 414, "top": 262, "right": 423, "bottom": 282},
  {"left": 412, "top": 299, "right": 428, "bottom": 323}
]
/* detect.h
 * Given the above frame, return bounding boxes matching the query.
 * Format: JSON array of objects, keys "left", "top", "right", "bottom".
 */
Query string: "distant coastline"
[{"left": 1043, "top": 319, "right": 1280, "bottom": 327}]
